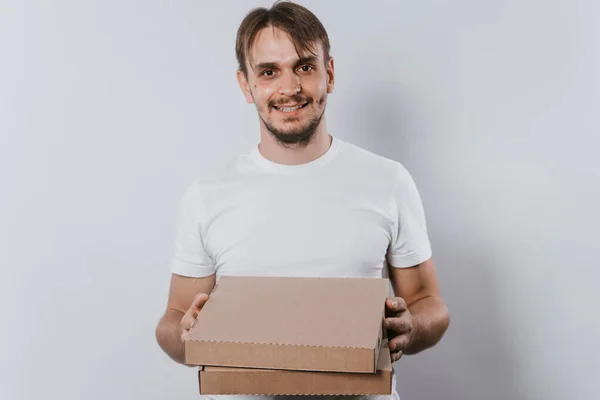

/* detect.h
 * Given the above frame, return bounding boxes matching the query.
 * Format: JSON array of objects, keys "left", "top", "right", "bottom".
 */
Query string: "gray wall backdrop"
[{"left": 1, "top": 1, "right": 598, "bottom": 399}]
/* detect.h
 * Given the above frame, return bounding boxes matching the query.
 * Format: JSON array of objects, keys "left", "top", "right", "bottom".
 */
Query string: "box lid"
[{"left": 185, "top": 276, "right": 389, "bottom": 373}]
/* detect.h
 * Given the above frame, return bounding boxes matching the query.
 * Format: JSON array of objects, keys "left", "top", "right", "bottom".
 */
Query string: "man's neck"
[{"left": 257, "top": 123, "right": 333, "bottom": 166}]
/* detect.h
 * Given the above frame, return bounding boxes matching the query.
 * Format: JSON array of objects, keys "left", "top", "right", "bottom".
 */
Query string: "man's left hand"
[{"left": 385, "top": 297, "right": 414, "bottom": 362}]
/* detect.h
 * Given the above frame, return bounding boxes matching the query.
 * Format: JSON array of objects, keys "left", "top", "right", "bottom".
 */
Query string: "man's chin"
[
  {"left": 267, "top": 126, "right": 317, "bottom": 146},
  {"left": 261, "top": 113, "right": 324, "bottom": 146}
]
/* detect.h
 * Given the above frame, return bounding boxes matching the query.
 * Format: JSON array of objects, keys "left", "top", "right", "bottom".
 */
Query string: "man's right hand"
[
  {"left": 177, "top": 293, "right": 209, "bottom": 343},
  {"left": 156, "top": 273, "right": 216, "bottom": 364}
]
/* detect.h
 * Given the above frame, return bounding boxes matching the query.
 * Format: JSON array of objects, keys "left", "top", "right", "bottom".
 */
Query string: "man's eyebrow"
[
  {"left": 254, "top": 61, "right": 279, "bottom": 71},
  {"left": 295, "top": 56, "right": 318, "bottom": 66},
  {"left": 253, "top": 56, "right": 319, "bottom": 72}
]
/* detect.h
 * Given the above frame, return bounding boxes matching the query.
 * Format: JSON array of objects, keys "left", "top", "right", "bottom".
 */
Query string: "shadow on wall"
[
  {"left": 361, "top": 82, "right": 525, "bottom": 400},
  {"left": 397, "top": 247, "right": 523, "bottom": 400},
  {"left": 348, "top": 80, "right": 432, "bottom": 168}
]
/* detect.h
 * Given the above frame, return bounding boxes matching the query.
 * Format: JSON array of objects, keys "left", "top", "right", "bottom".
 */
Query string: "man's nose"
[{"left": 279, "top": 70, "right": 301, "bottom": 97}]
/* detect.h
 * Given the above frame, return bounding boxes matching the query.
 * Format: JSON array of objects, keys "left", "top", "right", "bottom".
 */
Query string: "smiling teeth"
[{"left": 277, "top": 105, "right": 302, "bottom": 112}]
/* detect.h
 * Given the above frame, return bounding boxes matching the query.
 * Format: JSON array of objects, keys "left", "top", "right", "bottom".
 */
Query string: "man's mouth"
[{"left": 273, "top": 103, "right": 308, "bottom": 113}]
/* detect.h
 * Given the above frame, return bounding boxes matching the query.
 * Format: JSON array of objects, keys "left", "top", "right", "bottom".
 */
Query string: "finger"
[
  {"left": 191, "top": 293, "right": 209, "bottom": 311},
  {"left": 386, "top": 297, "right": 407, "bottom": 314},
  {"left": 181, "top": 313, "right": 197, "bottom": 331},
  {"left": 385, "top": 316, "right": 412, "bottom": 335},
  {"left": 389, "top": 335, "right": 410, "bottom": 354},
  {"left": 180, "top": 317, "right": 195, "bottom": 342},
  {"left": 181, "top": 329, "right": 190, "bottom": 342},
  {"left": 392, "top": 351, "right": 403, "bottom": 362}
]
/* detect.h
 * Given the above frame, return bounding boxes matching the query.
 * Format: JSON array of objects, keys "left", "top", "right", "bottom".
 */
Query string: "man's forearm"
[
  {"left": 155, "top": 309, "right": 186, "bottom": 364},
  {"left": 405, "top": 296, "right": 450, "bottom": 355}
]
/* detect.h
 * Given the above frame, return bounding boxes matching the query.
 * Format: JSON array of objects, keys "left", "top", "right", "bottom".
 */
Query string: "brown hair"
[{"left": 235, "top": 1, "right": 331, "bottom": 76}]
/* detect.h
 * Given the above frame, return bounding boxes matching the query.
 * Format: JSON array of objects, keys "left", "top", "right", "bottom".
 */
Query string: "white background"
[{"left": 1, "top": 1, "right": 598, "bottom": 399}]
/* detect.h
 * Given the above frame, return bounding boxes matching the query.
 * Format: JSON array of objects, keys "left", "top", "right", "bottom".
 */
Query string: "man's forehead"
[{"left": 248, "top": 27, "right": 322, "bottom": 68}]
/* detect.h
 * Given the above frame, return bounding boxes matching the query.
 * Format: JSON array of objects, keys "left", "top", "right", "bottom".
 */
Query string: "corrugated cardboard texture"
[
  {"left": 198, "top": 340, "right": 393, "bottom": 395},
  {"left": 185, "top": 276, "right": 389, "bottom": 373}
]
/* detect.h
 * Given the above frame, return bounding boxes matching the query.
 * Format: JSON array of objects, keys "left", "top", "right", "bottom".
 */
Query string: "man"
[{"left": 155, "top": 1, "right": 449, "bottom": 399}]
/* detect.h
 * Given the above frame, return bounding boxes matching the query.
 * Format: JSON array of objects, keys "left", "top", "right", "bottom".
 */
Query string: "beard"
[{"left": 258, "top": 95, "right": 326, "bottom": 148}]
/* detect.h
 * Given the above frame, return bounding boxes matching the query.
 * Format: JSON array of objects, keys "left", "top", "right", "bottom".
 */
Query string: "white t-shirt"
[{"left": 170, "top": 135, "right": 433, "bottom": 400}]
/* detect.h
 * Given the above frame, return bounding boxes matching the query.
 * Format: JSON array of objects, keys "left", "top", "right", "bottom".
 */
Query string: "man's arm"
[
  {"left": 155, "top": 273, "right": 216, "bottom": 364},
  {"left": 386, "top": 258, "right": 450, "bottom": 359}
]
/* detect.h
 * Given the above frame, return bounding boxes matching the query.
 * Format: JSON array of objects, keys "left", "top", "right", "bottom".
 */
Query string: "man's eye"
[
  {"left": 262, "top": 70, "right": 274, "bottom": 77},
  {"left": 299, "top": 65, "right": 313, "bottom": 72}
]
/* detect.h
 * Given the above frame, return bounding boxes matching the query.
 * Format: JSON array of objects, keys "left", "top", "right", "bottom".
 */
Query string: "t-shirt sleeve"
[
  {"left": 170, "top": 180, "right": 216, "bottom": 278},
  {"left": 387, "top": 164, "right": 433, "bottom": 268}
]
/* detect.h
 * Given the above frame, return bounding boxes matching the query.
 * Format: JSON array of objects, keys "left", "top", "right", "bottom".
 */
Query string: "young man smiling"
[{"left": 156, "top": 2, "right": 450, "bottom": 399}]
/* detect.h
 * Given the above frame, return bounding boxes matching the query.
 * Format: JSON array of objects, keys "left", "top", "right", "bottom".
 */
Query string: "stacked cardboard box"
[{"left": 184, "top": 276, "right": 392, "bottom": 395}]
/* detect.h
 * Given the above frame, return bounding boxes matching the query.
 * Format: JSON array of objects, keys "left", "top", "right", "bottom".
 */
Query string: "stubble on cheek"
[{"left": 255, "top": 85, "right": 276, "bottom": 115}]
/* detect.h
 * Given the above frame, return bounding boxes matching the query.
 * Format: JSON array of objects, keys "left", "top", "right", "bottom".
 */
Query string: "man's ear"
[
  {"left": 326, "top": 57, "right": 335, "bottom": 94},
  {"left": 236, "top": 69, "right": 254, "bottom": 104}
]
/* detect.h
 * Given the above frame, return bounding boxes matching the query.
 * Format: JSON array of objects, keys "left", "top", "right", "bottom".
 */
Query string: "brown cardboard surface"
[
  {"left": 185, "top": 276, "right": 390, "bottom": 373},
  {"left": 198, "top": 340, "right": 393, "bottom": 395}
]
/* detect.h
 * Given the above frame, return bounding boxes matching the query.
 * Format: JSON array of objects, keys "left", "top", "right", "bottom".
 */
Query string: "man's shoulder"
[{"left": 181, "top": 150, "right": 256, "bottom": 200}]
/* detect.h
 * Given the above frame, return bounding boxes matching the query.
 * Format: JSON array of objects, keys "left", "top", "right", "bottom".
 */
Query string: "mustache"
[{"left": 270, "top": 95, "right": 312, "bottom": 107}]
